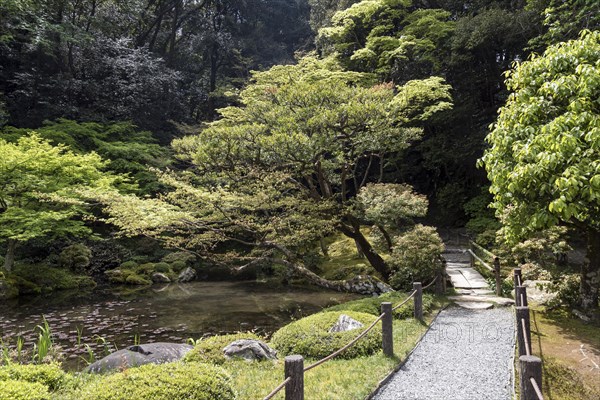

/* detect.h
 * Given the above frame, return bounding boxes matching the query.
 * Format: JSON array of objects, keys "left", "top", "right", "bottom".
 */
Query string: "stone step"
[
  {"left": 448, "top": 295, "right": 514, "bottom": 307},
  {"left": 455, "top": 301, "right": 494, "bottom": 310}
]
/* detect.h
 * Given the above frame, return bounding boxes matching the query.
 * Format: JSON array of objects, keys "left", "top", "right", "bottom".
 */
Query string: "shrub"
[
  {"left": 0, "top": 362, "right": 66, "bottom": 390},
  {"left": 389, "top": 225, "right": 444, "bottom": 290},
  {"left": 162, "top": 252, "right": 196, "bottom": 265},
  {"left": 59, "top": 244, "right": 92, "bottom": 273},
  {"left": 11, "top": 264, "right": 95, "bottom": 293},
  {"left": 170, "top": 260, "right": 187, "bottom": 273},
  {"left": 119, "top": 261, "right": 138, "bottom": 270},
  {"left": 136, "top": 263, "right": 156, "bottom": 275},
  {"left": 545, "top": 274, "right": 581, "bottom": 308},
  {"left": 125, "top": 274, "right": 152, "bottom": 285},
  {"left": 185, "top": 333, "right": 262, "bottom": 365},
  {"left": 153, "top": 262, "right": 171, "bottom": 273},
  {"left": 324, "top": 292, "right": 434, "bottom": 319},
  {"left": 76, "top": 362, "right": 235, "bottom": 400},
  {"left": 270, "top": 311, "right": 381, "bottom": 359},
  {"left": 0, "top": 379, "right": 50, "bottom": 400}
]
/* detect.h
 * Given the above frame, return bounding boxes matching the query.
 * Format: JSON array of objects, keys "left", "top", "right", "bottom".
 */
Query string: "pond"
[{"left": 0, "top": 281, "right": 360, "bottom": 370}]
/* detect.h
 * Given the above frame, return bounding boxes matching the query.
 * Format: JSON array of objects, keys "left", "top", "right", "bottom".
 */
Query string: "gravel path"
[{"left": 372, "top": 306, "right": 515, "bottom": 400}]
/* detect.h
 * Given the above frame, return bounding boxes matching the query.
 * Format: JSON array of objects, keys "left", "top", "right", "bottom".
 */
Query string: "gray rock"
[
  {"left": 521, "top": 280, "right": 557, "bottom": 304},
  {"left": 151, "top": 272, "right": 171, "bottom": 283},
  {"left": 177, "top": 267, "right": 196, "bottom": 283},
  {"left": 223, "top": 339, "right": 277, "bottom": 361},
  {"left": 329, "top": 314, "right": 364, "bottom": 333},
  {"left": 85, "top": 342, "right": 193, "bottom": 374}
]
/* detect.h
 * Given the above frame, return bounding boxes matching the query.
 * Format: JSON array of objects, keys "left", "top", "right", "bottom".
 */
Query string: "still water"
[{"left": 0, "top": 281, "right": 360, "bottom": 369}]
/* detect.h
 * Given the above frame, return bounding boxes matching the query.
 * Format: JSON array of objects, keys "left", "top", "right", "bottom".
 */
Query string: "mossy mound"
[
  {"left": 0, "top": 362, "right": 66, "bottom": 391},
  {"left": 76, "top": 362, "right": 235, "bottom": 400},
  {"left": 9, "top": 264, "right": 96, "bottom": 294},
  {"left": 0, "top": 379, "right": 50, "bottom": 400},
  {"left": 270, "top": 311, "right": 381, "bottom": 359},
  {"left": 185, "top": 332, "right": 262, "bottom": 365},
  {"left": 106, "top": 261, "right": 179, "bottom": 285},
  {"left": 324, "top": 291, "right": 434, "bottom": 319}
]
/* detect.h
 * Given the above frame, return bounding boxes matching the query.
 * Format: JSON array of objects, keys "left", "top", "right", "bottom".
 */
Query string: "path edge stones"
[{"left": 365, "top": 304, "right": 451, "bottom": 400}]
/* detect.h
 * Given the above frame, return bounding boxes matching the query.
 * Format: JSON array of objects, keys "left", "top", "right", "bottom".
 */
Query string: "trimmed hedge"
[
  {"left": 324, "top": 291, "right": 435, "bottom": 319},
  {"left": 185, "top": 332, "right": 262, "bottom": 365},
  {"left": 270, "top": 311, "right": 381, "bottom": 359},
  {"left": 0, "top": 363, "right": 66, "bottom": 390},
  {"left": 76, "top": 362, "right": 235, "bottom": 400},
  {"left": 0, "top": 379, "right": 50, "bottom": 400}
]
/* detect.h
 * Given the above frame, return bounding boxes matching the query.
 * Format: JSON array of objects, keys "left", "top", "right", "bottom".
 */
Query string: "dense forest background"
[{"left": 1, "top": 0, "right": 599, "bottom": 307}]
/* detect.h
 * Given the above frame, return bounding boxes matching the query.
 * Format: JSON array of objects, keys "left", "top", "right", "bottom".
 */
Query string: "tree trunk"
[
  {"left": 3, "top": 239, "right": 17, "bottom": 272},
  {"left": 339, "top": 219, "right": 391, "bottom": 280},
  {"left": 354, "top": 239, "right": 365, "bottom": 258},
  {"left": 581, "top": 228, "right": 600, "bottom": 311},
  {"left": 285, "top": 260, "right": 391, "bottom": 295},
  {"left": 377, "top": 224, "right": 393, "bottom": 251}
]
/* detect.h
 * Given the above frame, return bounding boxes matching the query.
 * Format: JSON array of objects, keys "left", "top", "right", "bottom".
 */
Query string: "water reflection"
[{"left": 0, "top": 281, "right": 359, "bottom": 369}]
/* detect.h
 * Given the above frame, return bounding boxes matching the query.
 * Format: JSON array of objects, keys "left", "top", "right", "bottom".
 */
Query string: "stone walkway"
[{"left": 371, "top": 306, "right": 515, "bottom": 400}]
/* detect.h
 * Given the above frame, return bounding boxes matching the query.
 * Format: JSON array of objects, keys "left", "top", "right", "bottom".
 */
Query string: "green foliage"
[
  {"left": 270, "top": 311, "right": 381, "bottom": 359},
  {"left": 161, "top": 252, "right": 196, "bottom": 265},
  {"left": 58, "top": 244, "right": 92, "bottom": 273},
  {"left": 119, "top": 261, "right": 139, "bottom": 270},
  {"left": 324, "top": 291, "right": 434, "bottom": 319},
  {"left": 0, "top": 380, "right": 49, "bottom": 400},
  {"left": 1, "top": 120, "right": 170, "bottom": 195},
  {"left": 185, "top": 333, "right": 262, "bottom": 365},
  {"left": 482, "top": 31, "right": 600, "bottom": 239},
  {"left": 76, "top": 362, "right": 235, "bottom": 400},
  {"left": 389, "top": 225, "right": 444, "bottom": 290},
  {"left": 153, "top": 262, "right": 171, "bottom": 273},
  {"left": 0, "top": 133, "right": 121, "bottom": 271},
  {"left": 356, "top": 183, "right": 427, "bottom": 228},
  {"left": 545, "top": 274, "right": 582, "bottom": 309},
  {"left": 0, "top": 363, "right": 65, "bottom": 391}
]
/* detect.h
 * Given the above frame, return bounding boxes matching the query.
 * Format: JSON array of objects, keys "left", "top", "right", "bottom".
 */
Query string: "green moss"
[
  {"left": 76, "top": 362, "right": 235, "bottom": 400},
  {"left": 10, "top": 264, "right": 95, "bottom": 293},
  {"left": 161, "top": 252, "right": 196, "bottom": 265},
  {"left": 136, "top": 263, "right": 156, "bottom": 275},
  {"left": 0, "top": 363, "right": 66, "bottom": 391},
  {"left": 185, "top": 333, "right": 262, "bottom": 365},
  {"left": 270, "top": 311, "right": 382, "bottom": 359},
  {"left": 543, "top": 356, "right": 595, "bottom": 399},
  {"left": 0, "top": 380, "right": 50, "bottom": 400},
  {"left": 125, "top": 274, "right": 152, "bottom": 285}
]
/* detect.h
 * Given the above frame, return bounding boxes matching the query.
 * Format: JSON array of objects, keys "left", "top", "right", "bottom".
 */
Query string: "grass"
[
  {"left": 225, "top": 299, "right": 447, "bottom": 400},
  {"left": 528, "top": 306, "right": 600, "bottom": 400}
]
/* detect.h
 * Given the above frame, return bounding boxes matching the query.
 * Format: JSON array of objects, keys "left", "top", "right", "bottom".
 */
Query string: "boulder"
[
  {"left": 151, "top": 272, "right": 171, "bottom": 283},
  {"left": 521, "top": 280, "right": 557, "bottom": 305},
  {"left": 343, "top": 275, "right": 392, "bottom": 295},
  {"left": 329, "top": 314, "right": 364, "bottom": 333},
  {"left": 85, "top": 342, "right": 193, "bottom": 374},
  {"left": 223, "top": 339, "right": 277, "bottom": 361},
  {"left": 178, "top": 267, "right": 196, "bottom": 283}
]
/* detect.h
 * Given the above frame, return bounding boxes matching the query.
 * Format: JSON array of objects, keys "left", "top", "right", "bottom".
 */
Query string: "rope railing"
[
  {"left": 530, "top": 377, "right": 544, "bottom": 400},
  {"left": 470, "top": 241, "right": 497, "bottom": 260},
  {"left": 515, "top": 267, "right": 544, "bottom": 400},
  {"left": 263, "top": 377, "right": 291, "bottom": 400},
  {"left": 467, "top": 249, "right": 494, "bottom": 271},
  {"left": 468, "top": 241, "right": 503, "bottom": 296},
  {"left": 262, "top": 276, "right": 438, "bottom": 400}
]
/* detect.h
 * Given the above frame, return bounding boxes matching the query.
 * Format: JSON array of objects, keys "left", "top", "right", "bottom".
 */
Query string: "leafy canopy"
[
  {"left": 0, "top": 134, "right": 119, "bottom": 245},
  {"left": 482, "top": 30, "right": 600, "bottom": 240}
]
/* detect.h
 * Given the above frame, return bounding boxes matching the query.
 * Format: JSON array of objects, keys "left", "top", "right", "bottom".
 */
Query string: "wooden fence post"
[
  {"left": 516, "top": 306, "right": 532, "bottom": 357},
  {"left": 494, "top": 257, "right": 502, "bottom": 296},
  {"left": 435, "top": 262, "right": 446, "bottom": 296},
  {"left": 469, "top": 243, "right": 475, "bottom": 269},
  {"left": 285, "top": 355, "right": 304, "bottom": 400},
  {"left": 413, "top": 282, "right": 423, "bottom": 321},
  {"left": 516, "top": 285, "right": 528, "bottom": 307},
  {"left": 519, "top": 355, "right": 542, "bottom": 400},
  {"left": 514, "top": 268, "right": 522, "bottom": 291},
  {"left": 381, "top": 302, "right": 393, "bottom": 357}
]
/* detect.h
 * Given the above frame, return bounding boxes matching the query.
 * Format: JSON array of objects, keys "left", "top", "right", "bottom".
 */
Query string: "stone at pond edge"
[
  {"left": 178, "top": 267, "right": 196, "bottom": 283},
  {"left": 85, "top": 342, "right": 193, "bottom": 374},
  {"left": 223, "top": 339, "right": 277, "bottom": 361},
  {"left": 329, "top": 314, "right": 364, "bottom": 333},
  {"left": 345, "top": 275, "right": 392, "bottom": 295},
  {"left": 152, "top": 272, "right": 171, "bottom": 283}
]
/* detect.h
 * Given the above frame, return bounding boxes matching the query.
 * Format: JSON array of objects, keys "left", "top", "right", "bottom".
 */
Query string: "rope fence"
[
  {"left": 468, "top": 241, "right": 502, "bottom": 296},
  {"left": 262, "top": 276, "right": 439, "bottom": 400},
  {"left": 514, "top": 268, "right": 544, "bottom": 400}
]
